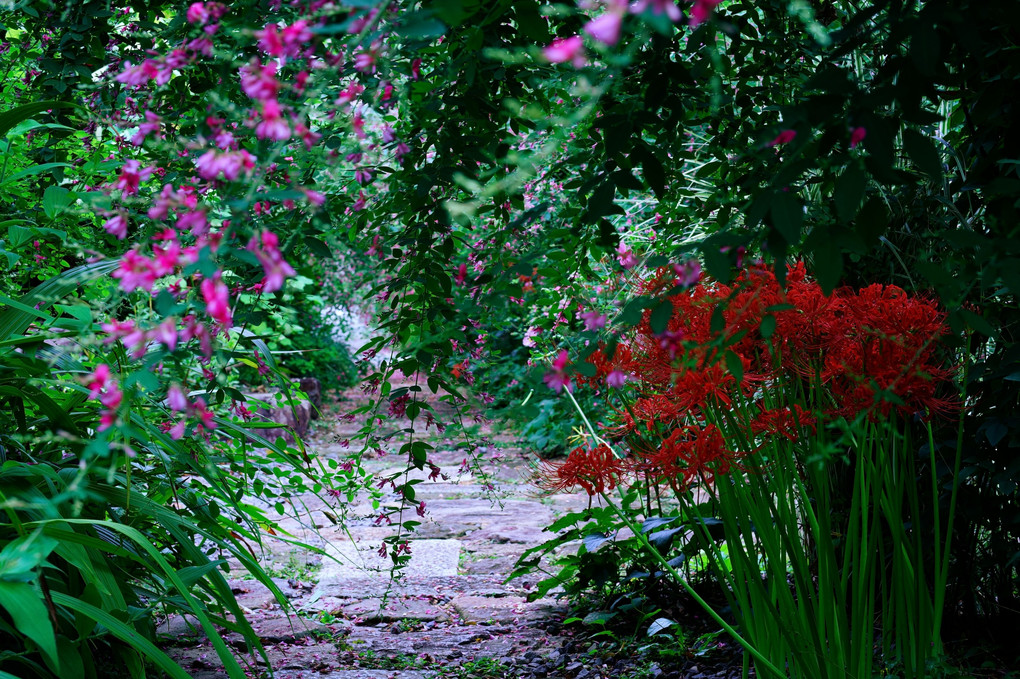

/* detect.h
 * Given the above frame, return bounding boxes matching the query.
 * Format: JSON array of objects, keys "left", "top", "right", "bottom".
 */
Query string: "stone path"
[{"left": 160, "top": 376, "right": 600, "bottom": 679}]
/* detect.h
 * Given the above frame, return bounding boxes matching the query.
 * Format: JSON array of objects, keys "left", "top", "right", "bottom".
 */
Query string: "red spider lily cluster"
[{"left": 538, "top": 262, "right": 956, "bottom": 496}]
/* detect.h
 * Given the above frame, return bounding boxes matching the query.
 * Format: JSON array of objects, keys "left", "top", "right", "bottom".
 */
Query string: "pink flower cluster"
[
  {"left": 85, "top": 364, "right": 123, "bottom": 431},
  {"left": 247, "top": 231, "right": 296, "bottom": 293},
  {"left": 111, "top": 242, "right": 198, "bottom": 293}
]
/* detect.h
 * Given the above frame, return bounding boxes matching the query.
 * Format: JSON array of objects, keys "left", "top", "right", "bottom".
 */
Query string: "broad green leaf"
[
  {"left": 42, "top": 186, "right": 74, "bottom": 219},
  {"left": 647, "top": 617, "right": 674, "bottom": 636},
  {"left": 770, "top": 192, "right": 803, "bottom": 246},
  {"left": 812, "top": 238, "right": 844, "bottom": 295},
  {"left": 37, "top": 519, "right": 249, "bottom": 679},
  {"left": 725, "top": 350, "right": 744, "bottom": 385},
  {"left": 649, "top": 299, "right": 673, "bottom": 335},
  {"left": 6, "top": 224, "right": 34, "bottom": 248},
  {"left": 396, "top": 13, "right": 446, "bottom": 39},
  {"left": 0, "top": 581, "right": 59, "bottom": 669}
]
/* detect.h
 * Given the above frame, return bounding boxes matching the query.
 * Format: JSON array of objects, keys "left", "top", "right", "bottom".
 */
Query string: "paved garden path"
[{"left": 161, "top": 377, "right": 605, "bottom": 679}]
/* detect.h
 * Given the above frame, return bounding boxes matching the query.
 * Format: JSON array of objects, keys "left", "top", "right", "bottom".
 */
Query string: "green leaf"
[
  {"left": 7, "top": 224, "right": 34, "bottom": 248},
  {"left": 396, "top": 13, "right": 447, "bottom": 39},
  {"left": 770, "top": 192, "right": 803, "bottom": 246},
  {"left": 42, "top": 186, "right": 74, "bottom": 219},
  {"left": 760, "top": 314, "right": 776, "bottom": 339},
  {"left": 0, "top": 163, "right": 74, "bottom": 187},
  {"left": 649, "top": 300, "right": 673, "bottom": 335},
  {"left": 0, "top": 581, "right": 59, "bottom": 669},
  {"left": 903, "top": 129, "right": 942, "bottom": 182},
  {"left": 725, "top": 350, "right": 744, "bottom": 385},
  {"left": 0, "top": 259, "right": 118, "bottom": 341},
  {"left": 835, "top": 164, "right": 867, "bottom": 222}
]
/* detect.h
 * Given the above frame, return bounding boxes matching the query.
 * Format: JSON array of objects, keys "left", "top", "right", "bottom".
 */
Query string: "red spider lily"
[
  {"left": 635, "top": 424, "right": 740, "bottom": 492},
  {"left": 536, "top": 444, "right": 628, "bottom": 496},
  {"left": 821, "top": 283, "right": 954, "bottom": 419},
  {"left": 749, "top": 405, "right": 817, "bottom": 442}
]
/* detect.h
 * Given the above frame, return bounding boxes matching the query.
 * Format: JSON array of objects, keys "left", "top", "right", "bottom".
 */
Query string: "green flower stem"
[{"left": 597, "top": 487, "right": 787, "bottom": 679}]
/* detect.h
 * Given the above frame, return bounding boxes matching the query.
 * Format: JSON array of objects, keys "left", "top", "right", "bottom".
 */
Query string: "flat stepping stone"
[
  {"left": 275, "top": 668, "right": 430, "bottom": 672},
  {"left": 318, "top": 538, "right": 461, "bottom": 581},
  {"left": 311, "top": 574, "right": 512, "bottom": 603},
  {"left": 340, "top": 598, "right": 451, "bottom": 623}
]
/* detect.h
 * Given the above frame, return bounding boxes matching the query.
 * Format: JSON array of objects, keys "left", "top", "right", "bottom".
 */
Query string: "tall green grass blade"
[
  {"left": 31, "top": 519, "right": 249, "bottom": 679},
  {"left": 47, "top": 592, "right": 192, "bottom": 679}
]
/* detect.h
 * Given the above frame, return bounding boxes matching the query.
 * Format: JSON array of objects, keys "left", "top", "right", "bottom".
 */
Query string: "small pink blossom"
[
  {"left": 768, "top": 129, "right": 797, "bottom": 147},
  {"left": 152, "top": 319, "right": 178, "bottom": 351},
  {"left": 616, "top": 242, "right": 639, "bottom": 269},
  {"left": 240, "top": 60, "right": 281, "bottom": 101},
  {"left": 657, "top": 329, "right": 685, "bottom": 359},
  {"left": 103, "top": 213, "right": 128, "bottom": 240},
  {"left": 247, "top": 230, "right": 296, "bottom": 293},
  {"left": 335, "top": 81, "right": 364, "bottom": 107},
  {"left": 850, "top": 126, "right": 867, "bottom": 149},
  {"left": 354, "top": 167, "right": 373, "bottom": 185},
  {"left": 543, "top": 349, "right": 573, "bottom": 393},
  {"left": 255, "top": 99, "right": 291, "bottom": 140},
  {"left": 201, "top": 276, "right": 233, "bottom": 327},
  {"left": 354, "top": 48, "right": 377, "bottom": 73},
  {"left": 543, "top": 36, "right": 585, "bottom": 66},
  {"left": 351, "top": 191, "right": 367, "bottom": 211},
  {"left": 115, "top": 160, "right": 154, "bottom": 196},
  {"left": 606, "top": 370, "right": 628, "bottom": 388},
  {"left": 112, "top": 249, "right": 159, "bottom": 292},
  {"left": 191, "top": 397, "right": 217, "bottom": 432},
  {"left": 584, "top": 13, "right": 623, "bottom": 46},
  {"left": 194, "top": 149, "right": 256, "bottom": 181},
  {"left": 630, "top": 0, "right": 682, "bottom": 22},
  {"left": 579, "top": 310, "right": 607, "bottom": 331},
  {"left": 672, "top": 258, "right": 701, "bottom": 287},
  {"left": 689, "top": 0, "right": 722, "bottom": 27},
  {"left": 85, "top": 364, "right": 112, "bottom": 398},
  {"left": 301, "top": 188, "right": 326, "bottom": 206},
  {"left": 131, "top": 110, "right": 162, "bottom": 146},
  {"left": 186, "top": 2, "right": 209, "bottom": 24},
  {"left": 167, "top": 384, "right": 189, "bottom": 411},
  {"left": 115, "top": 60, "right": 161, "bottom": 88}
]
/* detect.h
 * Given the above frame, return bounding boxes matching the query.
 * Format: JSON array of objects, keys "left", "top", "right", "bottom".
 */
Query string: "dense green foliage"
[{"left": 1, "top": 0, "right": 1018, "bottom": 676}]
